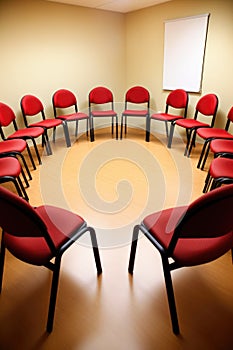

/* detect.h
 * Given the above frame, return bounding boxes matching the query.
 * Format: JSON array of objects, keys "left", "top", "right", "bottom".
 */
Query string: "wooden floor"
[{"left": 0, "top": 128, "right": 232, "bottom": 349}]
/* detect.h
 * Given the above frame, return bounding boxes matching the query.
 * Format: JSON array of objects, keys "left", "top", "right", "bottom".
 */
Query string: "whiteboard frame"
[{"left": 163, "top": 13, "right": 210, "bottom": 93}]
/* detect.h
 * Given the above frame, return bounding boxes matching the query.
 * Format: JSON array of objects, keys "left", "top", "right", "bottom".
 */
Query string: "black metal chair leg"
[
  {"left": 197, "top": 141, "right": 208, "bottom": 169},
  {"left": 128, "top": 225, "right": 140, "bottom": 274},
  {"left": 26, "top": 143, "right": 36, "bottom": 170},
  {"left": 47, "top": 257, "right": 61, "bottom": 333},
  {"left": 162, "top": 256, "right": 180, "bottom": 335},
  {"left": 89, "top": 227, "right": 102, "bottom": 275},
  {"left": 168, "top": 123, "right": 175, "bottom": 148},
  {"left": 201, "top": 142, "right": 211, "bottom": 170},
  {"left": 31, "top": 138, "right": 42, "bottom": 165},
  {"left": 145, "top": 117, "right": 150, "bottom": 142}
]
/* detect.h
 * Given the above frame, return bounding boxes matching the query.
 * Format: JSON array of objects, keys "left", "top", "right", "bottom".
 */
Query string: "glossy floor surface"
[{"left": 0, "top": 128, "right": 232, "bottom": 349}]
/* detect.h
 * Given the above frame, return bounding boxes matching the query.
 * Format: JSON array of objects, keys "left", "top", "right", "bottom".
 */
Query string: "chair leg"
[
  {"left": 89, "top": 227, "right": 102, "bottom": 275},
  {"left": 26, "top": 143, "right": 36, "bottom": 170},
  {"left": 75, "top": 120, "right": 79, "bottom": 138},
  {"left": 128, "top": 225, "right": 140, "bottom": 274},
  {"left": 145, "top": 117, "right": 150, "bottom": 142},
  {"left": 115, "top": 117, "right": 118, "bottom": 140},
  {"left": 62, "top": 121, "right": 71, "bottom": 147},
  {"left": 43, "top": 132, "right": 52, "bottom": 156},
  {"left": 161, "top": 256, "right": 180, "bottom": 335},
  {"left": 53, "top": 127, "right": 56, "bottom": 143},
  {"left": 31, "top": 138, "right": 42, "bottom": 165},
  {"left": 17, "top": 176, "right": 29, "bottom": 201},
  {"left": 203, "top": 171, "right": 212, "bottom": 193},
  {"left": 47, "top": 257, "right": 61, "bottom": 333},
  {"left": 90, "top": 116, "right": 95, "bottom": 142},
  {"left": 200, "top": 142, "right": 211, "bottom": 170},
  {"left": 120, "top": 115, "right": 124, "bottom": 139},
  {"left": 197, "top": 141, "right": 208, "bottom": 169},
  {"left": 18, "top": 152, "right": 32, "bottom": 180},
  {"left": 165, "top": 121, "right": 169, "bottom": 138},
  {"left": 0, "top": 234, "right": 6, "bottom": 293},
  {"left": 168, "top": 123, "right": 175, "bottom": 148},
  {"left": 86, "top": 119, "right": 89, "bottom": 137}
]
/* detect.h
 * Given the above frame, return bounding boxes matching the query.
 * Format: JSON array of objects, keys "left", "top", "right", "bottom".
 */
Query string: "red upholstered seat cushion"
[
  {"left": 0, "top": 157, "right": 21, "bottom": 177},
  {"left": 8, "top": 126, "right": 44, "bottom": 138},
  {"left": 209, "top": 157, "right": 233, "bottom": 179},
  {"left": 123, "top": 109, "right": 148, "bottom": 116},
  {"left": 29, "top": 119, "right": 62, "bottom": 129},
  {"left": 57, "top": 112, "right": 88, "bottom": 121},
  {"left": 210, "top": 139, "right": 233, "bottom": 154},
  {"left": 91, "top": 110, "right": 117, "bottom": 117},
  {"left": 0, "top": 139, "right": 27, "bottom": 153},
  {"left": 151, "top": 113, "right": 184, "bottom": 122},
  {"left": 143, "top": 206, "right": 233, "bottom": 266},
  {"left": 176, "top": 119, "right": 209, "bottom": 128},
  {"left": 3, "top": 205, "right": 85, "bottom": 266},
  {"left": 197, "top": 127, "right": 233, "bottom": 140}
]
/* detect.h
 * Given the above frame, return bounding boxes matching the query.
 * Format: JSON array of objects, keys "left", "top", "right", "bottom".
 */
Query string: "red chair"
[
  {"left": 146, "top": 89, "right": 188, "bottom": 147},
  {"left": 196, "top": 106, "right": 233, "bottom": 170},
  {"left": 0, "top": 186, "right": 102, "bottom": 332},
  {"left": 128, "top": 185, "right": 233, "bottom": 334},
  {"left": 0, "top": 157, "right": 29, "bottom": 201},
  {"left": 120, "top": 86, "right": 150, "bottom": 139},
  {"left": 0, "top": 139, "right": 32, "bottom": 183},
  {"left": 0, "top": 102, "right": 45, "bottom": 167},
  {"left": 20, "top": 94, "right": 65, "bottom": 154},
  {"left": 52, "top": 89, "right": 89, "bottom": 147},
  {"left": 89, "top": 86, "right": 118, "bottom": 142},
  {"left": 203, "top": 157, "right": 233, "bottom": 192},
  {"left": 173, "top": 94, "right": 218, "bottom": 156}
]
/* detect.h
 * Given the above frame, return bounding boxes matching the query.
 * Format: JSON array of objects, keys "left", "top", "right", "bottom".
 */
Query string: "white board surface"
[{"left": 163, "top": 14, "right": 209, "bottom": 92}]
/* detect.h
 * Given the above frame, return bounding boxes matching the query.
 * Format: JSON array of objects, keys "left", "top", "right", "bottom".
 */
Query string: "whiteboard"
[{"left": 163, "top": 14, "right": 210, "bottom": 92}]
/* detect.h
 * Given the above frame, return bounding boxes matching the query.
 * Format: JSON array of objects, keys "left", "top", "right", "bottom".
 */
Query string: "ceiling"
[{"left": 46, "top": 0, "right": 172, "bottom": 13}]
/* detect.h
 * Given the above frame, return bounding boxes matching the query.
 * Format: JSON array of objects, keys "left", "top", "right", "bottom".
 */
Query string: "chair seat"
[
  {"left": 210, "top": 139, "right": 233, "bottom": 154},
  {"left": 0, "top": 139, "right": 27, "bottom": 153},
  {"left": 176, "top": 119, "right": 209, "bottom": 128},
  {"left": 9, "top": 126, "right": 44, "bottom": 138},
  {"left": 91, "top": 110, "right": 117, "bottom": 117},
  {"left": 29, "top": 119, "right": 62, "bottom": 129},
  {"left": 3, "top": 205, "right": 85, "bottom": 266},
  {"left": 123, "top": 109, "right": 148, "bottom": 116},
  {"left": 0, "top": 157, "right": 21, "bottom": 177},
  {"left": 143, "top": 206, "right": 233, "bottom": 266},
  {"left": 151, "top": 113, "right": 184, "bottom": 122},
  {"left": 58, "top": 112, "right": 88, "bottom": 121},
  {"left": 197, "top": 127, "right": 233, "bottom": 140},
  {"left": 209, "top": 157, "right": 233, "bottom": 179}
]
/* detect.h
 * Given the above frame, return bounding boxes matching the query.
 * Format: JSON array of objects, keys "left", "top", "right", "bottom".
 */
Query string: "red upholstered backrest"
[
  {"left": 21, "top": 95, "right": 44, "bottom": 116},
  {"left": 227, "top": 106, "right": 233, "bottom": 123},
  {"left": 125, "top": 86, "right": 150, "bottom": 104},
  {"left": 0, "top": 102, "right": 16, "bottom": 127},
  {"left": 166, "top": 89, "right": 188, "bottom": 108},
  {"left": 89, "top": 87, "right": 113, "bottom": 104},
  {"left": 196, "top": 94, "right": 218, "bottom": 116},
  {"left": 0, "top": 186, "right": 47, "bottom": 238},
  {"left": 53, "top": 89, "right": 77, "bottom": 108},
  {"left": 173, "top": 185, "right": 233, "bottom": 241}
]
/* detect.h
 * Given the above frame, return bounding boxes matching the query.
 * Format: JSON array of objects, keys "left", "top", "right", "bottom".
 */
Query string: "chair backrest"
[
  {"left": 169, "top": 184, "right": 233, "bottom": 253},
  {"left": 21, "top": 95, "right": 45, "bottom": 126},
  {"left": 0, "top": 186, "right": 56, "bottom": 253},
  {"left": 0, "top": 102, "right": 16, "bottom": 127},
  {"left": 52, "top": 89, "right": 78, "bottom": 116},
  {"left": 165, "top": 89, "right": 188, "bottom": 117},
  {"left": 125, "top": 86, "right": 150, "bottom": 105},
  {"left": 225, "top": 106, "right": 233, "bottom": 131},
  {"left": 89, "top": 87, "right": 114, "bottom": 105},
  {"left": 194, "top": 93, "right": 218, "bottom": 126}
]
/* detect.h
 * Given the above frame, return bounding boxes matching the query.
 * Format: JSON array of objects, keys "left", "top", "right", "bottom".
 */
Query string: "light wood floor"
[{"left": 0, "top": 128, "right": 232, "bottom": 350}]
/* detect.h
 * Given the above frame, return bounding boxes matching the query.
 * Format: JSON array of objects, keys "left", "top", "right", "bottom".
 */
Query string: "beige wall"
[{"left": 0, "top": 0, "right": 232, "bottom": 137}]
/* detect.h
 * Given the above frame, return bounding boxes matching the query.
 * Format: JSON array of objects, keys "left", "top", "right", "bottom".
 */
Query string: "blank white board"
[{"left": 163, "top": 14, "right": 210, "bottom": 92}]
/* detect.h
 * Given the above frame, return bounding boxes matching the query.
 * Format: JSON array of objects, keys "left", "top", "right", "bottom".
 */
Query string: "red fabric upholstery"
[
  {"left": 0, "top": 102, "right": 17, "bottom": 127},
  {"left": 195, "top": 94, "right": 219, "bottom": 115},
  {"left": 28, "top": 119, "right": 62, "bottom": 128},
  {"left": 125, "top": 86, "right": 150, "bottom": 104},
  {"left": 210, "top": 139, "right": 233, "bottom": 154},
  {"left": 0, "top": 139, "right": 27, "bottom": 153},
  {"left": 176, "top": 119, "right": 209, "bottom": 128},
  {"left": 209, "top": 157, "right": 233, "bottom": 179},
  {"left": 53, "top": 89, "right": 77, "bottom": 108},
  {"left": 143, "top": 185, "right": 233, "bottom": 266},
  {"left": 8, "top": 127, "right": 44, "bottom": 138},
  {"left": 91, "top": 110, "right": 117, "bottom": 117},
  {"left": 89, "top": 87, "right": 113, "bottom": 104},
  {"left": 0, "top": 157, "right": 21, "bottom": 177},
  {"left": 151, "top": 113, "right": 184, "bottom": 122},
  {"left": 123, "top": 109, "right": 148, "bottom": 116},
  {"left": 57, "top": 113, "right": 88, "bottom": 121},
  {"left": 4, "top": 205, "right": 84, "bottom": 265},
  {"left": 21, "top": 94, "right": 44, "bottom": 115},
  {"left": 197, "top": 126, "right": 233, "bottom": 140},
  {"left": 166, "top": 89, "right": 188, "bottom": 108}
]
